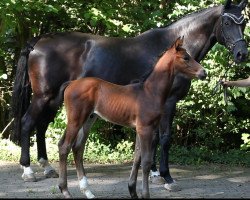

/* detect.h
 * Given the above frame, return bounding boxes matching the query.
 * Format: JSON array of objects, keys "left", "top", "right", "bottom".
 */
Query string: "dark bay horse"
[
  {"left": 11, "top": 0, "right": 248, "bottom": 188},
  {"left": 58, "top": 38, "right": 207, "bottom": 199}
]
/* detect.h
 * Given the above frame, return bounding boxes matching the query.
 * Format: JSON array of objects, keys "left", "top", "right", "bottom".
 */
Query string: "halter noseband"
[{"left": 220, "top": 12, "right": 246, "bottom": 52}]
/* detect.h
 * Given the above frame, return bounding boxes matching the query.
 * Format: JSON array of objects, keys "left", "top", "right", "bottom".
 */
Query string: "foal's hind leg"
[
  {"left": 58, "top": 106, "right": 93, "bottom": 198},
  {"left": 72, "top": 115, "right": 97, "bottom": 199},
  {"left": 58, "top": 126, "right": 79, "bottom": 198}
]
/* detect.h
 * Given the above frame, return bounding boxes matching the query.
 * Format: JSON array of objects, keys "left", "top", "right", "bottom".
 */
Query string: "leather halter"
[{"left": 220, "top": 12, "right": 246, "bottom": 52}]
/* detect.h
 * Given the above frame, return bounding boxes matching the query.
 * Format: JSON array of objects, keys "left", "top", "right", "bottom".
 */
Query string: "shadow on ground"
[{"left": 0, "top": 161, "right": 249, "bottom": 199}]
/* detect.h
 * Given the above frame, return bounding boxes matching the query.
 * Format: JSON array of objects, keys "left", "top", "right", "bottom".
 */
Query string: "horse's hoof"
[
  {"left": 164, "top": 181, "right": 181, "bottom": 192},
  {"left": 149, "top": 170, "right": 165, "bottom": 185},
  {"left": 45, "top": 170, "right": 59, "bottom": 178},
  {"left": 22, "top": 173, "right": 37, "bottom": 182},
  {"left": 150, "top": 175, "right": 165, "bottom": 185}
]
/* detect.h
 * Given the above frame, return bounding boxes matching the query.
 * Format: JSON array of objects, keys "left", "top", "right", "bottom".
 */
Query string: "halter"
[{"left": 220, "top": 12, "right": 246, "bottom": 52}]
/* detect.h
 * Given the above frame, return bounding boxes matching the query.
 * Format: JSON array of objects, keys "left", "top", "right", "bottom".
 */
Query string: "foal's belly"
[{"left": 93, "top": 108, "right": 136, "bottom": 128}]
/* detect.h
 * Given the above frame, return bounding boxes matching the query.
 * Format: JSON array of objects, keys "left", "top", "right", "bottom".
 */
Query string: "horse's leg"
[
  {"left": 158, "top": 76, "right": 191, "bottom": 191},
  {"left": 72, "top": 115, "right": 97, "bottom": 199},
  {"left": 138, "top": 126, "right": 154, "bottom": 198},
  {"left": 149, "top": 130, "right": 165, "bottom": 184},
  {"left": 128, "top": 134, "right": 141, "bottom": 198},
  {"left": 20, "top": 96, "right": 50, "bottom": 182},
  {"left": 158, "top": 97, "right": 181, "bottom": 191},
  {"left": 36, "top": 110, "right": 59, "bottom": 178}
]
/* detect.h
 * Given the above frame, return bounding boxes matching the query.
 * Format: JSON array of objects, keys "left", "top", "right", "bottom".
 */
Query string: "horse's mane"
[{"left": 165, "top": 5, "right": 221, "bottom": 28}]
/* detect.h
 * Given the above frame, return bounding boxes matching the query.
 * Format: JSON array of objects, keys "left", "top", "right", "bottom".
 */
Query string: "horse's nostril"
[
  {"left": 237, "top": 51, "right": 242, "bottom": 60},
  {"left": 198, "top": 70, "right": 207, "bottom": 80}
]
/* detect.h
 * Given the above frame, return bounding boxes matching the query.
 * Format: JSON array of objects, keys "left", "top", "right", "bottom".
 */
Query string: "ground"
[{"left": 0, "top": 161, "right": 250, "bottom": 199}]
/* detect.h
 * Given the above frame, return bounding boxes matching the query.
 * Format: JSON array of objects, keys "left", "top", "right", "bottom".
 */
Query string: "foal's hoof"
[
  {"left": 45, "top": 170, "right": 59, "bottom": 178},
  {"left": 22, "top": 173, "right": 37, "bottom": 182},
  {"left": 164, "top": 181, "right": 181, "bottom": 192}
]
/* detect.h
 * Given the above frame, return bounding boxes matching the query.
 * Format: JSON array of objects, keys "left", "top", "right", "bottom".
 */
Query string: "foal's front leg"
[
  {"left": 128, "top": 134, "right": 141, "bottom": 198},
  {"left": 137, "top": 126, "right": 154, "bottom": 198}
]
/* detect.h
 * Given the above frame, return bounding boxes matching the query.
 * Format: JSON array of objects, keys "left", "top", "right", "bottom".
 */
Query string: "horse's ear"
[
  {"left": 174, "top": 36, "right": 184, "bottom": 51},
  {"left": 238, "top": 0, "right": 248, "bottom": 10},
  {"left": 224, "top": 0, "right": 232, "bottom": 9}
]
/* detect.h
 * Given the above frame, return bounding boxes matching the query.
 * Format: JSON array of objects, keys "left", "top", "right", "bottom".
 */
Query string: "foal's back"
[{"left": 64, "top": 77, "right": 141, "bottom": 127}]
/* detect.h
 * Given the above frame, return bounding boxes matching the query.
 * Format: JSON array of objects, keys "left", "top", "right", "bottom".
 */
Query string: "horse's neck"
[
  {"left": 152, "top": 6, "right": 223, "bottom": 61},
  {"left": 175, "top": 6, "right": 222, "bottom": 60},
  {"left": 143, "top": 56, "right": 174, "bottom": 103}
]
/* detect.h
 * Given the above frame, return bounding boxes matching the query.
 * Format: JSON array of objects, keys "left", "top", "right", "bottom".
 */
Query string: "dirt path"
[{"left": 0, "top": 161, "right": 249, "bottom": 199}]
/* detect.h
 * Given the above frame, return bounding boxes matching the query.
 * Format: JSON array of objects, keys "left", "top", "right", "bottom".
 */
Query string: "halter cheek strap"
[{"left": 220, "top": 13, "right": 246, "bottom": 51}]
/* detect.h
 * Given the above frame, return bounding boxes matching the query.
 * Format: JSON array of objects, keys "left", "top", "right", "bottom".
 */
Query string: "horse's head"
[
  {"left": 216, "top": 0, "right": 248, "bottom": 63},
  {"left": 171, "top": 37, "right": 207, "bottom": 80}
]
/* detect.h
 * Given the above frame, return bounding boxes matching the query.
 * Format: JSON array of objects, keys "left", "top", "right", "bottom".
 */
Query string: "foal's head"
[{"left": 167, "top": 37, "right": 207, "bottom": 80}]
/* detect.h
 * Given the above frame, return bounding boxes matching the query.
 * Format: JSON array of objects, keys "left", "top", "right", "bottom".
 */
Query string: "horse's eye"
[
  {"left": 225, "top": 22, "right": 229, "bottom": 26},
  {"left": 183, "top": 55, "right": 190, "bottom": 61}
]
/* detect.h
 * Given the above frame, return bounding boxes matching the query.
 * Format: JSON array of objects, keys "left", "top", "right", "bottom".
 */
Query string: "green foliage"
[
  {"left": 46, "top": 107, "right": 135, "bottom": 164},
  {"left": 169, "top": 145, "right": 250, "bottom": 166},
  {"left": 0, "top": 0, "right": 249, "bottom": 165},
  {"left": 241, "top": 133, "right": 250, "bottom": 150}
]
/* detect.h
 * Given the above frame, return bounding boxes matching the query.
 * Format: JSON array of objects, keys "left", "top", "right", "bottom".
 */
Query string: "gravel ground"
[{"left": 0, "top": 161, "right": 250, "bottom": 199}]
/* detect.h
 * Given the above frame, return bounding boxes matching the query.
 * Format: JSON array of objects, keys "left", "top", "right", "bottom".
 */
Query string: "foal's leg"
[
  {"left": 58, "top": 126, "right": 80, "bottom": 198},
  {"left": 128, "top": 134, "right": 141, "bottom": 198},
  {"left": 58, "top": 106, "right": 93, "bottom": 198},
  {"left": 72, "top": 115, "right": 97, "bottom": 199},
  {"left": 137, "top": 126, "right": 154, "bottom": 198}
]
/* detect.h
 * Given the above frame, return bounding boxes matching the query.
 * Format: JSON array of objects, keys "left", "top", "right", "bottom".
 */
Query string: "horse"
[
  {"left": 57, "top": 37, "right": 207, "bottom": 199},
  {"left": 10, "top": 0, "right": 248, "bottom": 189}
]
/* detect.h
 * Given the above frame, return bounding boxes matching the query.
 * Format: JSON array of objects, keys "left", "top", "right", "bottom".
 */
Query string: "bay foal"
[{"left": 58, "top": 37, "right": 207, "bottom": 198}]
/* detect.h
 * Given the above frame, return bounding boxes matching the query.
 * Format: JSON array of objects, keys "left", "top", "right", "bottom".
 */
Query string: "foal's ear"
[
  {"left": 174, "top": 36, "right": 184, "bottom": 51},
  {"left": 238, "top": 0, "right": 247, "bottom": 10}
]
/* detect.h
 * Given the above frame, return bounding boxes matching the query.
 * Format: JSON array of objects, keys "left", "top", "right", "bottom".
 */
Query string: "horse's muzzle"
[
  {"left": 198, "top": 69, "right": 207, "bottom": 80},
  {"left": 233, "top": 41, "right": 248, "bottom": 63}
]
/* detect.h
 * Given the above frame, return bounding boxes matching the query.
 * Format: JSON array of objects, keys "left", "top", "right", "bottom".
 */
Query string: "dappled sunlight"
[
  {"left": 195, "top": 174, "right": 222, "bottom": 180},
  {"left": 227, "top": 176, "right": 250, "bottom": 183}
]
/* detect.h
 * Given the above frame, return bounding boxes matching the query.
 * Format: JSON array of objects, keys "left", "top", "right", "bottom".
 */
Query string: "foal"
[{"left": 58, "top": 37, "right": 207, "bottom": 199}]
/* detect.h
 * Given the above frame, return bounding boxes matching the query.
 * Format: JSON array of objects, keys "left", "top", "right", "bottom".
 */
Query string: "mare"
[
  {"left": 57, "top": 38, "right": 207, "bottom": 199},
  {"left": 10, "top": 0, "right": 248, "bottom": 188}
]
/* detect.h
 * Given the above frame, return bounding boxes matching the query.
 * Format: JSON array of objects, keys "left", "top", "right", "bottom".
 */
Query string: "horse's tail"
[{"left": 10, "top": 36, "right": 41, "bottom": 145}]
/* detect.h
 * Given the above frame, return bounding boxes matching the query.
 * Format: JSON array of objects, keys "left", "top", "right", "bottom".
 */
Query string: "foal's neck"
[{"left": 143, "top": 54, "right": 175, "bottom": 103}]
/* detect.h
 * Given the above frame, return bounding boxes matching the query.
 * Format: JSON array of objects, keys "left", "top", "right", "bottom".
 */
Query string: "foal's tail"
[
  {"left": 52, "top": 81, "right": 72, "bottom": 108},
  {"left": 10, "top": 36, "right": 41, "bottom": 145}
]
